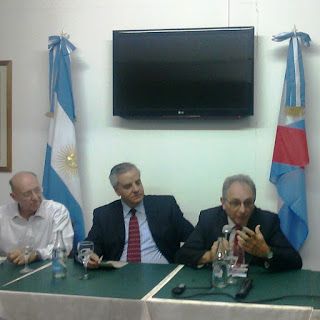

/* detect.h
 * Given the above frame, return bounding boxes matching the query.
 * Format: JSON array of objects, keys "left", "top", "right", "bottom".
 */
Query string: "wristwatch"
[
  {"left": 266, "top": 250, "right": 274, "bottom": 260},
  {"left": 264, "top": 249, "right": 274, "bottom": 269}
]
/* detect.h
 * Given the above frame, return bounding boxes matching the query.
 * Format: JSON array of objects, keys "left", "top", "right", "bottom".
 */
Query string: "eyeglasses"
[
  {"left": 22, "top": 187, "right": 42, "bottom": 200},
  {"left": 225, "top": 199, "right": 254, "bottom": 210}
]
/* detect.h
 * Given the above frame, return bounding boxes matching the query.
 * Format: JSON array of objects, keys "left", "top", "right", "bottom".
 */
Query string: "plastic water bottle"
[
  {"left": 212, "top": 237, "right": 228, "bottom": 288},
  {"left": 52, "top": 230, "right": 67, "bottom": 278}
]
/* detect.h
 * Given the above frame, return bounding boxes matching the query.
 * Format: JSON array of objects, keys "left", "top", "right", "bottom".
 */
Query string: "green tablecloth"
[
  {"left": 154, "top": 265, "right": 320, "bottom": 309},
  {"left": 1, "top": 259, "right": 178, "bottom": 300},
  {"left": 1, "top": 261, "right": 319, "bottom": 320},
  {"left": 0, "top": 259, "right": 49, "bottom": 287}
]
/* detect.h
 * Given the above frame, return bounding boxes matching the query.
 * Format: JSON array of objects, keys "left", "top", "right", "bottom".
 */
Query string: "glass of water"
[
  {"left": 19, "top": 231, "right": 35, "bottom": 274},
  {"left": 226, "top": 247, "right": 238, "bottom": 284},
  {"left": 77, "top": 241, "right": 94, "bottom": 280}
]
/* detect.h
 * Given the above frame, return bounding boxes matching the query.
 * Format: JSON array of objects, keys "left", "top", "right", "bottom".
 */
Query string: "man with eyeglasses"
[
  {"left": 0, "top": 171, "right": 74, "bottom": 265},
  {"left": 175, "top": 174, "right": 302, "bottom": 271}
]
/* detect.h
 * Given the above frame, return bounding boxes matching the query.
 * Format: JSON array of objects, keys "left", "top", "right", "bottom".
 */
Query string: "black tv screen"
[{"left": 113, "top": 27, "right": 254, "bottom": 119}]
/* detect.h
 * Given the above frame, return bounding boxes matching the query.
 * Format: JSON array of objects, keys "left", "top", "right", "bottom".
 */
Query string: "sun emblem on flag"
[{"left": 56, "top": 144, "right": 79, "bottom": 178}]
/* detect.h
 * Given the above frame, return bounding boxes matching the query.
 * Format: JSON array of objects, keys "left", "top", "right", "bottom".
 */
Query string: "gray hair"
[
  {"left": 109, "top": 163, "right": 140, "bottom": 187},
  {"left": 9, "top": 171, "right": 38, "bottom": 192},
  {"left": 222, "top": 174, "right": 256, "bottom": 200}
]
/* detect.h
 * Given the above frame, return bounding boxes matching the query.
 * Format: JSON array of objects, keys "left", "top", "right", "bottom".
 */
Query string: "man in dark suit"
[
  {"left": 86, "top": 162, "right": 194, "bottom": 267},
  {"left": 175, "top": 174, "right": 302, "bottom": 271}
]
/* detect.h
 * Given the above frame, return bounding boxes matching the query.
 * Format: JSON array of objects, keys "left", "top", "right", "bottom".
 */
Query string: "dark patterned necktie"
[
  {"left": 234, "top": 225, "right": 243, "bottom": 265},
  {"left": 127, "top": 208, "right": 141, "bottom": 262}
]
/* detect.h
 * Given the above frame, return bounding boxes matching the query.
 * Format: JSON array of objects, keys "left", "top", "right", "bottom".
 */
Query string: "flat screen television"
[{"left": 113, "top": 26, "right": 254, "bottom": 119}]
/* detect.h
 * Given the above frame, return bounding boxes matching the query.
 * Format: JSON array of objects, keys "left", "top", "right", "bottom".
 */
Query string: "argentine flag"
[
  {"left": 43, "top": 34, "right": 85, "bottom": 249},
  {"left": 270, "top": 31, "right": 311, "bottom": 250}
]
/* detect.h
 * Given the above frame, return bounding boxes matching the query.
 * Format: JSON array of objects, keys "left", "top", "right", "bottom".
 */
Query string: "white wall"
[{"left": 0, "top": 0, "right": 320, "bottom": 270}]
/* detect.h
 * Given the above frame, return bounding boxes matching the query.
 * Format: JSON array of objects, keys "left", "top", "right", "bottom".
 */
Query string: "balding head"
[
  {"left": 9, "top": 171, "right": 43, "bottom": 217},
  {"left": 9, "top": 171, "right": 37, "bottom": 192}
]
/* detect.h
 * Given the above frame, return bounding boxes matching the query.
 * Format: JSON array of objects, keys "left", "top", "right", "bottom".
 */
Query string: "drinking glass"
[
  {"left": 19, "top": 231, "right": 35, "bottom": 274},
  {"left": 226, "top": 247, "right": 238, "bottom": 284},
  {"left": 77, "top": 241, "right": 94, "bottom": 280}
]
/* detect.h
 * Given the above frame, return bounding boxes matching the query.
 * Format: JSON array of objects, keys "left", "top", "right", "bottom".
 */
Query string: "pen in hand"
[{"left": 99, "top": 255, "right": 103, "bottom": 263}]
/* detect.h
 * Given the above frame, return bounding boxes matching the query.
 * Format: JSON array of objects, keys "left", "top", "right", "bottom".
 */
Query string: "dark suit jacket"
[
  {"left": 86, "top": 195, "right": 194, "bottom": 263},
  {"left": 175, "top": 206, "right": 302, "bottom": 271}
]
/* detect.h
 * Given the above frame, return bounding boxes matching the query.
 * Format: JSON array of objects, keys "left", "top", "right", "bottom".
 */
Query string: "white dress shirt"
[{"left": 0, "top": 200, "right": 74, "bottom": 260}]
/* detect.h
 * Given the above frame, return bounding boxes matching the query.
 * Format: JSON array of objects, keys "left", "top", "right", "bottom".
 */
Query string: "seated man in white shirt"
[{"left": 0, "top": 171, "right": 74, "bottom": 265}]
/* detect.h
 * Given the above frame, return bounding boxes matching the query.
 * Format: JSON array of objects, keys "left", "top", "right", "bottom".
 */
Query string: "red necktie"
[
  {"left": 127, "top": 208, "right": 141, "bottom": 262},
  {"left": 234, "top": 225, "right": 243, "bottom": 266}
]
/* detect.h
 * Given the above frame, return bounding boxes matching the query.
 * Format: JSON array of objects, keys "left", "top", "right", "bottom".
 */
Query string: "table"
[
  {"left": 0, "top": 259, "right": 179, "bottom": 320},
  {"left": 147, "top": 265, "right": 320, "bottom": 320},
  {"left": 0, "top": 259, "right": 50, "bottom": 287},
  {"left": 1, "top": 261, "right": 320, "bottom": 320},
  {"left": 1, "top": 259, "right": 178, "bottom": 299},
  {"left": 153, "top": 265, "right": 320, "bottom": 307}
]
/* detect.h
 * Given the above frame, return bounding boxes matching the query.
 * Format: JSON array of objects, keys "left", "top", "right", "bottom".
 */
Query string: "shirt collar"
[
  {"left": 121, "top": 199, "right": 144, "bottom": 218},
  {"left": 9, "top": 203, "right": 20, "bottom": 220},
  {"left": 227, "top": 216, "right": 236, "bottom": 229},
  {"left": 227, "top": 216, "right": 246, "bottom": 230},
  {"left": 10, "top": 201, "right": 45, "bottom": 220}
]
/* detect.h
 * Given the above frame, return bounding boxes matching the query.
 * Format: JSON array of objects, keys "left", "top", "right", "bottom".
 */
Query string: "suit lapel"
[
  {"left": 143, "top": 196, "right": 157, "bottom": 236},
  {"left": 114, "top": 200, "right": 126, "bottom": 246},
  {"left": 220, "top": 210, "right": 229, "bottom": 230},
  {"left": 215, "top": 209, "right": 229, "bottom": 238},
  {"left": 247, "top": 207, "right": 258, "bottom": 231}
]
